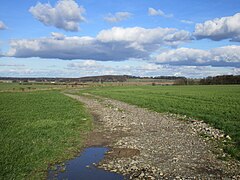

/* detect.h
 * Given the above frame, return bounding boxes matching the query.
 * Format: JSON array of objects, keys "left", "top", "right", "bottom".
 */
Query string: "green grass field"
[
  {"left": 1, "top": 84, "right": 239, "bottom": 179},
  {"left": 0, "top": 82, "right": 67, "bottom": 91},
  {"left": 0, "top": 91, "right": 92, "bottom": 179},
  {"left": 79, "top": 85, "right": 240, "bottom": 160}
]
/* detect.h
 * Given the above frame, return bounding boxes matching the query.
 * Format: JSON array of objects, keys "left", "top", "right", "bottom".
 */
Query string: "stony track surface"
[{"left": 65, "top": 93, "right": 240, "bottom": 179}]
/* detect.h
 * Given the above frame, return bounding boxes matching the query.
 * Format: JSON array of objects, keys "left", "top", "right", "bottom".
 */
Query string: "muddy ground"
[{"left": 65, "top": 93, "right": 240, "bottom": 179}]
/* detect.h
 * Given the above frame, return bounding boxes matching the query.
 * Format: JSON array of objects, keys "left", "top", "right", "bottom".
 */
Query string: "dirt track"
[{"left": 65, "top": 93, "right": 240, "bottom": 179}]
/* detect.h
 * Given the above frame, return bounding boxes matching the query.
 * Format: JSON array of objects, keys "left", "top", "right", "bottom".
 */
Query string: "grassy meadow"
[
  {"left": 79, "top": 85, "right": 240, "bottom": 159},
  {"left": 0, "top": 82, "right": 67, "bottom": 91},
  {"left": 0, "top": 90, "right": 92, "bottom": 179},
  {"left": 1, "top": 83, "right": 240, "bottom": 179}
]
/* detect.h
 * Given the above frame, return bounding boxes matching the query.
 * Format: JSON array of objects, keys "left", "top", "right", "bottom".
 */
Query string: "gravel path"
[{"left": 65, "top": 93, "right": 240, "bottom": 179}]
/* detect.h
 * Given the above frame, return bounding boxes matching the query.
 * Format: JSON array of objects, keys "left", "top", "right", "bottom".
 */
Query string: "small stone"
[
  {"left": 130, "top": 165, "right": 138, "bottom": 171},
  {"left": 139, "top": 172, "right": 145, "bottom": 178},
  {"left": 226, "top": 135, "right": 231, "bottom": 140},
  {"left": 60, "top": 167, "right": 66, "bottom": 172},
  {"left": 148, "top": 175, "right": 155, "bottom": 180}
]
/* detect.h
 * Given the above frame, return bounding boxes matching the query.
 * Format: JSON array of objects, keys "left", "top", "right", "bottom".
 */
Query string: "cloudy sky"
[{"left": 0, "top": 0, "right": 240, "bottom": 78}]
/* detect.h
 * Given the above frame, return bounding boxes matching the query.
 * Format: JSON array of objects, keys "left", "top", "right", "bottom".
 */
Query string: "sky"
[{"left": 0, "top": 0, "right": 240, "bottom": 78}]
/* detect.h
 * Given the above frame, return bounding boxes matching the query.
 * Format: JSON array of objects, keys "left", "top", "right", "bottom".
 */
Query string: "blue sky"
[{"left": 0, "top": 0, "right": 240, "bottom": 77}]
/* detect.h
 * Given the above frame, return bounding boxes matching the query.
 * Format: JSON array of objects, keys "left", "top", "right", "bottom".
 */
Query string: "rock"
[
  {"left": 226, "top": 135, "right": 231, "bottom": 140},
  {"left": 148, "top": 175, "right": 155, "bottom": 180},
  {"left": 130, "top": 165, "right": 138, "bottom": 171},
  {"left": 139, "top": 172, "right": 145, "bottom": 178}
]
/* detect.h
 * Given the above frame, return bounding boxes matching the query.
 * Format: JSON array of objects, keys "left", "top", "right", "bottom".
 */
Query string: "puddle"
[{"left": 48, "top": 147, "right": 124, "bottom": 180}]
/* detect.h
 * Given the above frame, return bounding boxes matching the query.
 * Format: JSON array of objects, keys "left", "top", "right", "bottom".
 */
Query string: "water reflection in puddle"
[{"left": 48, "top": 147, "right": 123, "bottom": 180}]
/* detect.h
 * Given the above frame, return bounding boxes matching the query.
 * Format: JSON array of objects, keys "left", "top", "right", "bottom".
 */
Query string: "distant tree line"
[
  {"left": 125, "top": 75, "right": 187, "bottom": 80},
  {"left": 1, "top": 75, "right": 239, "bottom": 84},
  {"left": 199, "top": 75, "right": 240, "bottom": 85},
  {"left": 174, "top": 75, "right": 240, "bottom": 85},
  {"left": 153, "top": 76, "right": 186, "bottom": 80},
  {"left": 174, "top": 78, "right": 199, "bottom": 85}
]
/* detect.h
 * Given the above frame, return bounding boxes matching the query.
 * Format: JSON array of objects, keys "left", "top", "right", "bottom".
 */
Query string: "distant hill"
[
  {"left": 78, "top": 75, "right": 129, "bottom": 82},
  {"left": 1, "top": 75, "right": 239, "bottom": 84},
  {"left": 0, "top": 75, "right": 186, "bottom": 83}
]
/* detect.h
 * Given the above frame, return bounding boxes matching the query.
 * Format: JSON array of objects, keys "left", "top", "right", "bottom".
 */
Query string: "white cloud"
[
  {"left": 181, "top": 20, "right": 194, "bottom": 24},
  {"left": 0, "top": 21, "right": 7, "bottom": 30},
  {"left": 159, "top": 65, "right": 240, "bottom": 78},
  {"left": 66, "top": 60, "right": 111, "bottom": 75},
  {"left": 0, "top": 63, "right": 25, "bottom": 67},
  {"left": 155, "top": 46, "right": 240, "bottom": 67},
  {"left": 135, "top": 64, "right": 240, "bottom": 78},
  {"left": 0, "top": 59, "right": 238, "bottom": 78},
  {"left": 6, "top": 35, "right": 148, "bottom": 61},
  {"left": 66, "top": 61, "right": 240, "bottom": 78},
  {"left": 68, "top": 60, "right": 102, "bottom": 69},
  {"left": 29, "top": 0, "right": 85, "bottom": 31},
  {"left": 233, "top": 67, "right": 240, "bottom": 75},
  {"left": 97, "top": 27, "right": 191, "bottom": 47},
  {"left": 0, "top": 68, "right": 73, "bottom": 77},
  {"left": 194, "top": 13, "right": 240, "bottom": 41},
  {"left": 5, "top": 27, "right": 191, "bottom": 61},
  {"left": 104, "top": 12, "right": 132, "bottom": 23},
  {"left": 51, "top": 32, "right": 65, "bottom": 40},
  {"left": 148, "top": 7, "right": 173, "bottom": 18}
]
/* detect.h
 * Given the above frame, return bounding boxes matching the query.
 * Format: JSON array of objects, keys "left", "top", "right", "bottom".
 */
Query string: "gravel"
[{"left": 65, "top": 93, "right": 240, "bottom": 179}]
